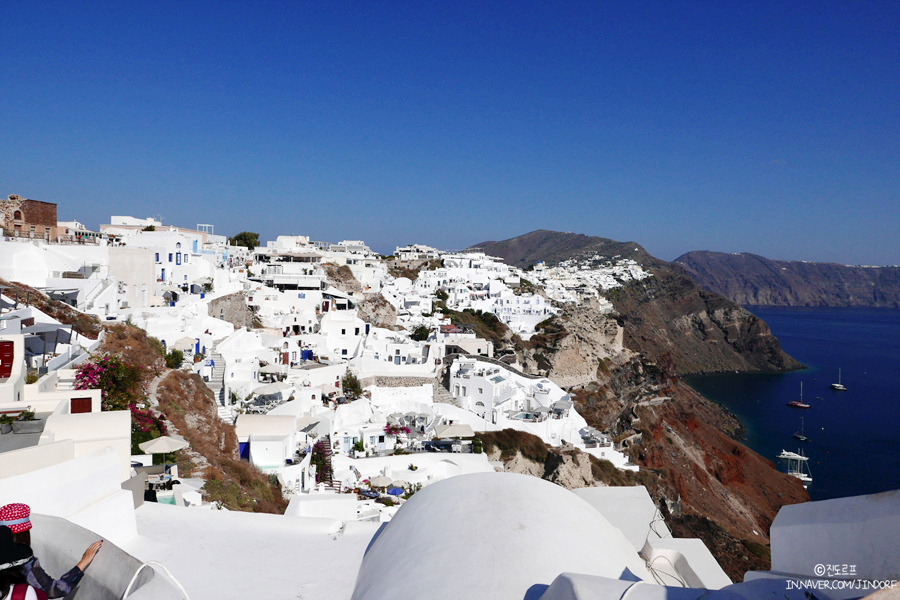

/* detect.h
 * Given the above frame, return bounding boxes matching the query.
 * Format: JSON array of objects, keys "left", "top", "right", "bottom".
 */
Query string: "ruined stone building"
[{"left": 1, "top": 194, "right": 59, "bottom": 240}]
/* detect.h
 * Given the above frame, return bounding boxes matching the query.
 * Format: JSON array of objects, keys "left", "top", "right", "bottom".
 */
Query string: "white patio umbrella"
[
  {"left": 139, "top": 436, "right": 189, "bottom": 454},
  {"left": 368, "top": 475, "right": 392, "bottom": 488},
  {"left": 172, "top": 337, "right": 196, "bottom": 351}
]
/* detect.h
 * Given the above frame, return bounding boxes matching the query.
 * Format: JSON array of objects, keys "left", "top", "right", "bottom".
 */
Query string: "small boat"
[
  {"left": 787, "top": 382, "right": 811, "bottom": 409},
  {"left": 777, "top": 448, "right": 813, "bottom": 487},
  {"left": 831, "top": 368, "right": 847, "bottom": 391},
  {"left": 793, "top": 416, "right": 809, "bottom": 442}
]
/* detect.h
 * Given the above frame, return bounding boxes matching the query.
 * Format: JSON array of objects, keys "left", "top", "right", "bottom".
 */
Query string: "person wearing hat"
[
  {"left": 0, "top": 505, "right": 101, "bottom": 599},
  {"left": 0, "top": 525, "right": 43, "bottom": 600}
]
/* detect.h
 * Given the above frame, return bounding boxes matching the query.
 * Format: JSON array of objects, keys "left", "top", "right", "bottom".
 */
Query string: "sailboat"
[
  {"left": 793, "top": 416, "right": 809, "bottom": 442},
  {"left": 777, "top": 448, "right": 813, "bottom": 487},
  {"left": 787, "top": 381, "right": 811, "bottom": 409},
  {"left": 831, "top": 368, "right": 847, "bottom": 391}
]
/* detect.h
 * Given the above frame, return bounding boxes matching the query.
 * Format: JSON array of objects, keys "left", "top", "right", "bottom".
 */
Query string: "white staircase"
[{"left": 204, "top": 351, "right": 233, "bottom": 423}]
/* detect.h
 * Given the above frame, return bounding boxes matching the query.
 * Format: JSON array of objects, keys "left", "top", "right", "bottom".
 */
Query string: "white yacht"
[
  {"left": 830, "top": 368, "right": 847, "bottom": 391},
  {"left": 778, "top": 449, "right": 813, "bottom": 487}
]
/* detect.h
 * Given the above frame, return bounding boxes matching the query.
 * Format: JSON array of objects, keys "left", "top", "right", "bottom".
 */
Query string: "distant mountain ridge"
[
  {"left": 470, "top": 230, "right": 801, "bottom": 375},
  {"left": 473, "top": 229, "right": 659, "bottom": 269},
  {"left": 675, "top": 251, "right": 900, "bottom": 308}
]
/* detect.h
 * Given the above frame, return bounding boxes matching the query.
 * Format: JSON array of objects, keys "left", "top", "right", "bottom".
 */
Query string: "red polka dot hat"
[{"left": 0, "top": 504, "right": 32, "bottom": 534}]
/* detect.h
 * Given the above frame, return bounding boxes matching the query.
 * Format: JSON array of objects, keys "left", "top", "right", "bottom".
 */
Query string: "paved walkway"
[{"left": 147, "top": 373, "right": 165, "bottom": 408}]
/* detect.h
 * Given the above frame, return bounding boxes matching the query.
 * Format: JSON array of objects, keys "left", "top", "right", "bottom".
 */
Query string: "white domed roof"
[{"left": 351, "top": 472, "right": 650, "bottom": 600}]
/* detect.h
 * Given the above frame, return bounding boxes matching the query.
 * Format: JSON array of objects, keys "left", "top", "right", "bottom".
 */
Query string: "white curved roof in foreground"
[{"left": 351, "top": 472, "right": 651, "bottom": 600}]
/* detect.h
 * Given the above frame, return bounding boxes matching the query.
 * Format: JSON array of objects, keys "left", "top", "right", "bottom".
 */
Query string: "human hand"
[{"left": 77, "top": 540, "right": 103, "bottom": 571}]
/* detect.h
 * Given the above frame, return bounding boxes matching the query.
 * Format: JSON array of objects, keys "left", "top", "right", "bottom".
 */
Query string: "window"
[
  {"left": 155, "top": 253, "right": 160, "bottom": 263},
  {"left": 341, "top": 329, "right": 346, "bottom": 335},
  {"left": 478, "top": 388, "right": 483, "bottom": 394},
  {"left": 341, "top": 349, "right": 347, "bottom": 356},
  {"left": 13, "top": 210, "right": 22, "bottom": 220},
  {"left": 168, "top": 253, "right": 173, "bottom": 262},
  {"left": 176, "top": 253, "right": 181, "bottom": 265},
  {"left": 378, "top": 435, "right": 385, "bottom": 443},
  {"left": 176, "top": 242, "right": 181, "bottom": 249},
  {"left": 355, "top": 327, "right": 359, "bottom": 335},
  {"left": 184, "top": 254, "right": 189, "bottom": 263}
]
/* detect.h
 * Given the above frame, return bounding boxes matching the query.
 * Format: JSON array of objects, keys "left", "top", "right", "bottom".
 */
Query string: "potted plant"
[
  {"left": 0, "top": 414, "right": 14, "bottom": 434},
  {"left": 12, "top": 407, "right": 43, "bottom": 434}
]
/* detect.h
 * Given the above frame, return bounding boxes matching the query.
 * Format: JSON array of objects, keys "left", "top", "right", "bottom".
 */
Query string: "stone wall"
[
  {"left": 358, "top": 375, "right": 436, "bottom": 389},
  {"left": 208, "top": 292, "right": 254, "bottom": 329}
]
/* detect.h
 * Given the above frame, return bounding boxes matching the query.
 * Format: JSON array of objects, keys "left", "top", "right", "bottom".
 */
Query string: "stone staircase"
[
  {"left": 217, "top": 404, "right": 236, "bottom": 424},
  {"left": 319, "top": 435, "right": 341, "bottom": 492},
  {"left": 204, "top": 351, "right": 234, "bottom": 423},
  {"left": 433, "top": 382, "right": 460, "bottom": 408}
]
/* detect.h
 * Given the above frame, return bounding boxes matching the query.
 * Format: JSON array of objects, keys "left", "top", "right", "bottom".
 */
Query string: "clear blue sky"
[{"left": 3, "top": 1, "right": 898, "bottom": 264}]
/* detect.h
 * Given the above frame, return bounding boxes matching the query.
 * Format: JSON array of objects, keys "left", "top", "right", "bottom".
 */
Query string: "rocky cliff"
[
  {"left": 475, "top": 231, "right": 802, "bottom": 375},
  {"left": 609, "top": 265, "right": 803, "bottom": 374},
  {"left": 675, "top": 250, "right": 900, "bottom": 308}
]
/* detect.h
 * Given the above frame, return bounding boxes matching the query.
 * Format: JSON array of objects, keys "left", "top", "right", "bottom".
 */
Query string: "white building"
[{"left": 394, "top": 244, "right": 441, "bottom": 261}]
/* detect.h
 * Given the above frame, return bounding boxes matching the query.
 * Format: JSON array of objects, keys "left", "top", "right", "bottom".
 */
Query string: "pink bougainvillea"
[
  {"left": 384, "top": 423, "right": 411, "bottom": 436},
  {"left": 74, "top": 353, "right": 146, "bottom": 411},
  {"left": 130, "top": 405, "right": 167, "bottom": 435},
  {"left": 74, "top": 361, "right": 105, "bottom": 390}
]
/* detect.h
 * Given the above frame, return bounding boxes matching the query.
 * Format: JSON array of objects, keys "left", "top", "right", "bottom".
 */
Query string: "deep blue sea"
[{"left": 686, "top": 307, "right": 900, "bottom": 501}]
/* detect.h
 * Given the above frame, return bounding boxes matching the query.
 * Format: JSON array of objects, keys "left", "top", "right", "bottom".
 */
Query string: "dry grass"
[
  {"left": 99, "top": 323, "right": 166, "bottom": 378},
  {"left": 475, "top": 429, "right": 549, "bottom": 464},
  {"left": 156, "top": 370, "right": 287, "bottom": 514}
]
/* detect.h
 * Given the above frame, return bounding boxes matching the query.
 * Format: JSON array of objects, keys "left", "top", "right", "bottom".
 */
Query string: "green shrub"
[
  {"left": 165, "top": 349, "right": 184, "bottom": 369},
  {"left": 410, "top": 325, "right": 430, "bottom": 341},
  {"left": 146, "top": 337, "right": 166, "bottom": 357},
  {"left": 343, "top": 372, "right": 363, "bottom": 397}
]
